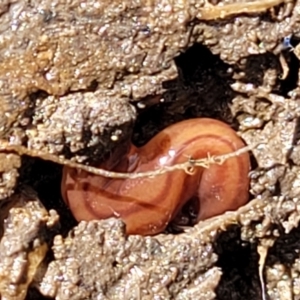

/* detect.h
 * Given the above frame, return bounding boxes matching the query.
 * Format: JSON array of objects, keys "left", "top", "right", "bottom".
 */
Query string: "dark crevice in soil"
[
  {"left": 279, "top": 49, "right": 299, "bottom": 96},
  {"left": 18, "top": 156, "right": 77, "bottom": 237},
  {"left": 267, "top": 225, "right": 300, "bottom": 267},
  {"left": 132, "top": 43, "right": 236, "bottom": 146},
  {"left": 236, "top": 53, "right": 281, "bottom": 88},
  {"left": 26, "top": 288, "right": 51, "bottom": 300},
  {"left": 214, "top": 226, "right": 261, "bottom": 300}
]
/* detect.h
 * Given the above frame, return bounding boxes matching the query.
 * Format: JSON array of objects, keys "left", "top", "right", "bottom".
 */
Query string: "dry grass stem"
[
  {"left": 198, "top": 0, "right": 288, "bottom": 20},
  {"left": 0, "top": 140, "right": 259, "bottom": 179}
]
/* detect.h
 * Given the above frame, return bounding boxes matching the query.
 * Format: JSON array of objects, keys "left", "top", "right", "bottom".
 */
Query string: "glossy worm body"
[{"left": 61, "top": 118, "right": 250, "bottom": 235}]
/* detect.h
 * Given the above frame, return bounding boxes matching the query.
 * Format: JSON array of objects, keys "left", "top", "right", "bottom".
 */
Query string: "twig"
[{"left": 198, "top": 0, "right": 288, "bottom": 20}]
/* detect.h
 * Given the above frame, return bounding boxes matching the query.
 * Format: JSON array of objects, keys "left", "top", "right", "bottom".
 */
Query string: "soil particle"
[{"left": 0, "top": 188, "right": 59, "bottom": 300}]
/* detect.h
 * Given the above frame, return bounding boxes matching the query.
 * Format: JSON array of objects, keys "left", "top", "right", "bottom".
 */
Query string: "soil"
[{"left": 1, "top": 0, "right": 300, "bottom": 299}]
